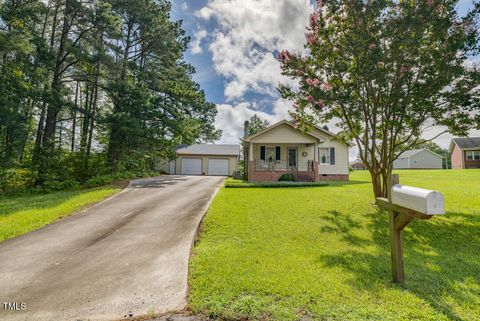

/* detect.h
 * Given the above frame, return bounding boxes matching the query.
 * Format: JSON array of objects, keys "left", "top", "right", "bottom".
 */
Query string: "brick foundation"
[
  {"left": 318, "top": 174, "right": 349, "bottom": 181},
  {"left": 249, "top": 170, "right": 290, "bottom": 182}
]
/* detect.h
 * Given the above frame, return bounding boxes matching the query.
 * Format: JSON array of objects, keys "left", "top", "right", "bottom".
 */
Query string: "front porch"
[{"left": 247, "top": 143, "right": 319, "bottom": 182}]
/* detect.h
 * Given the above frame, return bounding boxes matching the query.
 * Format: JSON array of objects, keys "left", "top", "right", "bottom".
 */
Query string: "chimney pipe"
[{"left": 244, "top": 120, "right": 250, "bottom": 138}]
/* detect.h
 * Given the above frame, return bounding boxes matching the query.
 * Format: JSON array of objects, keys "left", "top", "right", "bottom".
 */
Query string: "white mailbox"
[{"left": 391, "top": 184, "right": 445, "bottom": 215}]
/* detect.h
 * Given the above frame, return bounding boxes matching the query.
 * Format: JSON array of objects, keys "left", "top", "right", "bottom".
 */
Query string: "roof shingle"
[
  {"left": 398, "top": 149, "right": 424, "bottom": 158},
  {"left": 452, "top": 137, "right": 480, "bottom": 149},
  {"left": 176, "top": 144, "right": 240, "bottom": 156}
]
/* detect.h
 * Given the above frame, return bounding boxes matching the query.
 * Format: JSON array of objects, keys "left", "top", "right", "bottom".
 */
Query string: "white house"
[
  {"left": 393, "top": 148, "right": 444, "bottom": 169},
  {"left": 243, "top": 120, "right": 350, "bottom": 181}
]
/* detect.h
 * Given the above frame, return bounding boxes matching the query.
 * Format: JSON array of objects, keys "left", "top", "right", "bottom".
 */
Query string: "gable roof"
[
  {"left": 244, "top": 119, "right": 347, "bottom": 145},
  {"left": 398, "top": 149, "right": 424, "bottom": 158},
  {"left": 176, "top": 144, "right": 240, "bottom": 156},
  {"left": 450, "top": 137, "right": 480, "bottom": 150},
  {"left": 398, "top": 148, "right": 444, "bottom": 159}
]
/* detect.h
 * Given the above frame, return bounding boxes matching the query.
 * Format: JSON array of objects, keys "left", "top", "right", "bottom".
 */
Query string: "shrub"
[
  {"left": 278, "top": 173, "right": 295, "bottom": 182},
  {"left": 0, "top": 168, "right": 37, "bottom": 195},
  {"left": 40, "top": 178, "right": 80, "bottom": 193},
  {"left": 84, "top": 175, "right": 114, "bottom": 188}
]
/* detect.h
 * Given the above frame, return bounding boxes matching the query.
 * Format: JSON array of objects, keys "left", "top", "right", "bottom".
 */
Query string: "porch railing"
[{"left": 254, "top": 159, "right": 314, "bottom": 171}]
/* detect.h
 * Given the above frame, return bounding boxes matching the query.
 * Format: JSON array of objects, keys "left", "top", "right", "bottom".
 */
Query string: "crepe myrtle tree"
[{"left": 278, "top": 0, "right": 480, "bottom": 197}]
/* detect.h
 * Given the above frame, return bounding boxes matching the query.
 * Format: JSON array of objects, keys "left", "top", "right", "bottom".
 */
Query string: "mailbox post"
[
  {"left": 388, "top": 174, "right": 404, "bottom": 283},
  {"left": 376, "top": 174, "right": 445, "bottom": 284}
]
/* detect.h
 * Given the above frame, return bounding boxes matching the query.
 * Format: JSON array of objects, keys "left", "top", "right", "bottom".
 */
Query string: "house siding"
[
  {"left": 393, "top": 150, "right": 443, "bottom": 169},
  {"left": 309, "top": 127, "right": 349, "bottom": 175},
  {"left": 409, "top": 150, "right": 442, "bottom": 169},
  {"left": 251, "top": 143, "right": 315, "bottom": 168},
  {"left": 393, "top": 157, "right": 409, "bottom": 169},
  {"left": 250, "top": 140, "right": 349, "bottom": 175},
  {"left": 250, "top": 123, "right": 317, "bottom": 144}
]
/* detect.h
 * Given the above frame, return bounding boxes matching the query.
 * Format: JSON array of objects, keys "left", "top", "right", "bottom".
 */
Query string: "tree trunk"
[
  {"left": 108, "top": 20, "right": 133, "bottom": 169},
  {"left": 71, "top": 81, "right": 79, "bottom": 152},
  {"left": 86, "top": 33, "right": 103, "bottom": 158},
  {"left": 80, "top": 83, "right": 91, "bottom": 154},
  {"left": 370, "top": 170, "right": 383, "bottom": 198},
  {"left": 86, "top": 73, "right": 99, "bottom": 157},
  {"left": 33, "top": 98, "right": 47, "bottom": 164},
  {"left": 42, "top": 0, "right": 73, "bottom": 149}
]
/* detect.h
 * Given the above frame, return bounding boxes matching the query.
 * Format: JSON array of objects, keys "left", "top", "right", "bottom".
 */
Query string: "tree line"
[{"left": 0, "top": 0, "right": 220, "bottom": 191}]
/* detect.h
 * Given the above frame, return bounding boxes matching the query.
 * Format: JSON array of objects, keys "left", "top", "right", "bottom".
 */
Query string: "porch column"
[
  {"left": 314, "top": 142, "right": 319, "bottom": 181},
  {"left": 248, "top": 143, "right": 254, "bottom": 181}
]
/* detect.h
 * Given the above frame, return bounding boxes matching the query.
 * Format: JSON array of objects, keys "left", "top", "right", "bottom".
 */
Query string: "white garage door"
[
  {"left": 181, "top": 158, "right": 202, "bottom": 175},
  {"left": 208, "top": 159, "right": 229, "bottom": 176}
]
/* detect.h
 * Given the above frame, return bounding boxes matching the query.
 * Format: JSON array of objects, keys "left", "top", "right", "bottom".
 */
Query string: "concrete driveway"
[{"left": 0, "top": 175, "right": 225, "bottom": 321}]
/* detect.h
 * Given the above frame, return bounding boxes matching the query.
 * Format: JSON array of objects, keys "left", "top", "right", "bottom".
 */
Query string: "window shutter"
[
  {"left": 275, "top": 146, "right": 281, "bottom": 161},
  {"left": 260, "top": 146, "right": 265, "bottom": 160},
  {"left": 330, "top": 147, "right": 335, "bottom": 165}
]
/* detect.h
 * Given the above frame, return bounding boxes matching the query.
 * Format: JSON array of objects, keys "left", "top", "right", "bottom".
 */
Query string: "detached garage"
[
  {"left": 393, "top": 148, "right": 444, "bottom": 169},
  {"left": 173, "top": 144, "right": 240, "bottom": 176}
]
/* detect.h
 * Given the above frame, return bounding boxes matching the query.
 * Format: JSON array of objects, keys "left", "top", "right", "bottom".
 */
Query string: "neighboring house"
[
  {"left": 161, "top": 144, "right": 240, "bottom": 176},
  {"left": 450, "top": 137, "right": 480, "bottom": 169},
  {"left": 393, "top": 148, "right": 443, "bottom": 169},
  {"left": 243, "top": 120, "right": 350, "bottom": 182},
  {"left": 350, "top": 160, "right": 367, "bottom": 170}
]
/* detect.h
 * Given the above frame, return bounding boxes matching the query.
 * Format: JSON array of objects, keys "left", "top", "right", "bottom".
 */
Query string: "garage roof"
[
  {"left": 398, "top": 148, "right": 444, "bottom": 159},
  {"left": 398, "top": 149, "right": 424, "bottom": 158},
  {"left": 176, "top": 144, "right": 240, "bottom": 156}
]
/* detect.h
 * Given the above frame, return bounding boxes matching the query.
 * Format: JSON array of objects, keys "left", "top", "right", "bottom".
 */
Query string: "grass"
[
  {"left": 189, "top": 170, "right": 480, "bottom": 321},
  {"left": 0, "top": 186, "right": 120, "bottom": 242},
  {"left": 225, "top": 178, "right": 329, "bottom": 188}
]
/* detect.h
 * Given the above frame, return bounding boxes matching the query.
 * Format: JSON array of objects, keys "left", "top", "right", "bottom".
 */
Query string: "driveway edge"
[
  {"left": 190, "top": 178, "right": 224, "bottom": 250},
  {"left": 179, "top": 177, "right": 224, "bottom": 317}
]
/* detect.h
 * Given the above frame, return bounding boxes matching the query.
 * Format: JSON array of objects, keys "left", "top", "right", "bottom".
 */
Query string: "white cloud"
[
  {"left": 215, "top": 99, "right": 294, "bottom": 144},
  {"left": 197, "top": 0, "right": 313, "bottom": 100},
  {"left": 195, "top": 6, "right": 214, "bottom": 20},
  {"left": 191, "top": 29, "right": 208, "bottom": 54},
  {"left": 202, "top": 0, "right": 480, "bottom": 162},
  {"left": 422, "top": 126, "right": 480, "bottom": 150}
]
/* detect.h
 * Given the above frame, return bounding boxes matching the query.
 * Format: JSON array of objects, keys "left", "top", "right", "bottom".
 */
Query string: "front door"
[{"left": 288, "top": 148, "right": 297, "bottom": 167}]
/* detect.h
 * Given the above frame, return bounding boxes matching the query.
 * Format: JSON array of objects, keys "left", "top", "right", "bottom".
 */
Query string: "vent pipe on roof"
[
  {"left": 323, "top": 125, "right": 329, "bottom": 131},
  {"left": 244, "top": 120, "right": 249, "bottom": 138}
]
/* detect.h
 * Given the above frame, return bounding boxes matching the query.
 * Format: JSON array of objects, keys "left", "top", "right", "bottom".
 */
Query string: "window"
[
  {"left": 466, "top": 150, "right": 480, "bottom": 161},
  {"left": 265, "top": 147, "right": 275, "bottom": 162},
  {"left": 261, "top": 146, "right": 280, "bottom": 162},
  {"left": 319, "top": 147, "right": 335, "bottom": 165}
]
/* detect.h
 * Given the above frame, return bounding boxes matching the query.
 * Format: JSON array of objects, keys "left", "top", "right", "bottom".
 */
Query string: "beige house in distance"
[{"left": 243, "top": 120, "right": 350, "bottom": 181}]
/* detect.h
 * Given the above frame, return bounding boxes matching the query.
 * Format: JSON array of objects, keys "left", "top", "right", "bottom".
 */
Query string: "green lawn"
[
  {"left": 0, "top": 186, "right": 120, "bottom": 242},
  {"left": 189, "top": 170, "right": 480, "bottom": 321}
]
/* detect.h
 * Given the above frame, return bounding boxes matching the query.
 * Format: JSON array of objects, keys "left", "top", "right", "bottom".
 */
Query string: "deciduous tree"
[{"left": 279, "top": 0, "right": 480, "bottom": 197}]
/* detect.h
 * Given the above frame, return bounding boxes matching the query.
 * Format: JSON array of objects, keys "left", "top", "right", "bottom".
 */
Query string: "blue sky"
[{"left": 171, "top": 0, "right": 479, "bottom": 158}]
